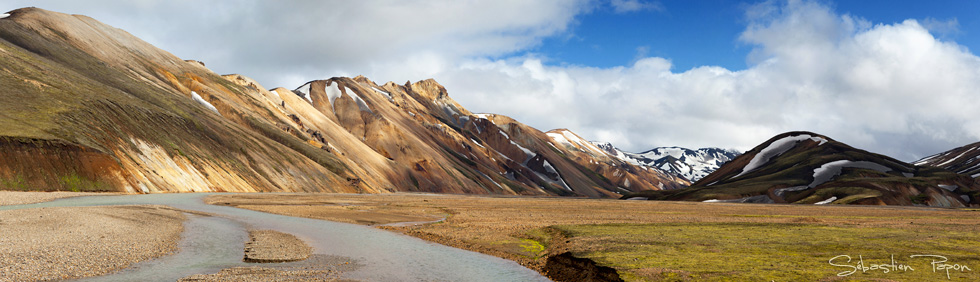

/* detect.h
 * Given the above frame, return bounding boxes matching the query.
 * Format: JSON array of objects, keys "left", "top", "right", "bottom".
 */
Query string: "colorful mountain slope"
[
  {"left": 0, "top": 7, "right": 683, "bottom": 197},
  {"left": 624, "top": 131, "right": 979, "bottom": 207},
  {"left": 914, "top": 141, "right": 980, "bottom": 179}
]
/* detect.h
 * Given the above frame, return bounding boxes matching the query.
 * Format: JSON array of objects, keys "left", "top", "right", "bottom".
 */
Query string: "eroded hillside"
[{"left": 0, "top": 8, "right": 685, "bottom": 196}]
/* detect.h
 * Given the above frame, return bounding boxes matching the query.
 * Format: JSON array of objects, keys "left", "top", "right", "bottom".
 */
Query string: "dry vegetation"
[{"left": 208, "top": 193, "right": 980, "bottom": 281}]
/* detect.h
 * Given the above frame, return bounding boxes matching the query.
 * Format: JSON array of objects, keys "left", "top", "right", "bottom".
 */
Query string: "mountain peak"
[
  {"left": 601, "top": 143, "right": 741, "bottom": 182},
  {"left": 409, "top": 78, "right": 449, "bottom": 100},
  {"left": 0, "top": 7, "right": 690, "bottom": 197}
]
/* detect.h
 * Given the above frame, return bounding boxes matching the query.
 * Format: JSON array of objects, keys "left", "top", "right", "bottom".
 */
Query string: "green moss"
[
  {"left": 57, "top": 173, "right": 109, "bottom": 192},
  {"left": 554, "top": 223, "right": 980, "bottom": 281},
  {"left": 0, "top": 174, "right": 28, "bottom": 191}
]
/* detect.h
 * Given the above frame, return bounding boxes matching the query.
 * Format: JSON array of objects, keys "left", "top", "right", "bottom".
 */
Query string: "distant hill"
[
  {"left": 914, "top": 141, "right": 980, "bottom": 179},
  {"left": 593, "top": 143, "right": 740, "bottom": 182},
  {"left": 0, "top": 7, "right": 685, "bottom": 196},
  {"left": 624, "top": 131, "right": 979, "bottom": 207}
]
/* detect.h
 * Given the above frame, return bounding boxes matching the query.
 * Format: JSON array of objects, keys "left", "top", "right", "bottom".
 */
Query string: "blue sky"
[
  {"left": 535, "top": 0, "right": 980, "bottom": 72},
  {"left": 533, "top": 0, "right": 751, "bottom": 71},
  {"left": 5, "top": 0, "right": 980, "bottom": 161}
]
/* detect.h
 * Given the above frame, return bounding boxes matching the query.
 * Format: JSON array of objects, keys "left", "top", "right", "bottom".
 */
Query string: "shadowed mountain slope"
[
  {"left": 915, "top": 141, "right": 980, "bottom": 179},
  {"left": 625, "top": 131, "right": 979, "bottom": 207},
  {"left": 0, "top": 8, "right": 684, "bottom": 197}
]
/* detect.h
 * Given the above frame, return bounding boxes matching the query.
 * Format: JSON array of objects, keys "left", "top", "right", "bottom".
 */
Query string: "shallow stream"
[{"left": 0, "top": 193, "right": 550, "bottom": 281}]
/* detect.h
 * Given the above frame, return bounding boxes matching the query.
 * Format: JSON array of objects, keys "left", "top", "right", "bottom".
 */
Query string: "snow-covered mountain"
[
  {"left": 624, "top": 131, "right": 980, "bottom": 207},
  {"left": 914, "top": 141, "right": 980, "bottom": 179},
  {"left": 592, "top": 143, "right": 740, "bottom": 182}
]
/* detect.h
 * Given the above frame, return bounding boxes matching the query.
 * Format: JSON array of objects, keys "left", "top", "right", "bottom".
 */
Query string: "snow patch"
[
  {"left": 937, "top": 150, "right": 971, "bottom": 167},
  {"left": 440, "top": 102, "right": 460, "bottom": 117},
  {"left": 938, "top": 184, "right": 958, "bottom": 192},
  {"left": 0, "top": 13, "right": 9, "bottom": 19},
  {"left": 191, "top": 91, "right": 219, "bottom": 114},
  {"left": 773, "top": 186, "right": 809, "bottom": 199},
  {"left": 295, "top": 83, "right": 313, "bottom": 103},
  {"left": 735, "top": 134, "right": 829, "bottom": 178},
  {"left": 809, "top": 160, "right": 892, "bottom": 187},
  {"left": 344, "top": 87, "right": 373, "bottom": 113},
  {"left": 548, "top": 130, "right": 607, "bottom": 156},
  {"left": 372, "top": 87, "right": 393, "bottom": 100},
  {"left": 532, "top": 160, "right": 571, "bottom": 191},
  {"left": 814, "top": 197, "right": 837, "bottom": 205},
  {"left": 498, "top": 129, "right": 510, "bottom": 139},
  {"left": 511, "top": 140, "right": 535, "bottom": 161},
  {"left": 471, "top": 139, "right": 485, "bottom": 148},
  {"left": 702, "top": 195, "right": 774, "bottom": 204},
  {"left": 542, "top": 160, "right": 572, "bottom": 191},
  {"left": 324, "top": 83, "right": 343, "bottom": 106}
]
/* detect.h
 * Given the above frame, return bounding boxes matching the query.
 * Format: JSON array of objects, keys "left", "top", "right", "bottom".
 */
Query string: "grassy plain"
[{"left": 207, "top": 193, "right": 980, "bottom": 281}]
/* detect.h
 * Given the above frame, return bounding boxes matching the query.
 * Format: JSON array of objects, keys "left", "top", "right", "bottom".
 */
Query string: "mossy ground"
[{"left": 555, "top": 222, "right": 980, "bottom": 281}]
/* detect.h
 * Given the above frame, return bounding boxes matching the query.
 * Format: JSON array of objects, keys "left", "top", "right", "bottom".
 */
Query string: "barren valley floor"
[
  {"left": 2, "top": 192, "right": 979, "bottom": 281},
  {"left": 209, "top": 193, "right": 980, "bottom": 281}
]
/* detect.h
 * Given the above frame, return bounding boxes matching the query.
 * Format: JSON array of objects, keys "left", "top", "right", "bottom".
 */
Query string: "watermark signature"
[{"left": 829, "top": 254, "right": 972, "bottom": 279}]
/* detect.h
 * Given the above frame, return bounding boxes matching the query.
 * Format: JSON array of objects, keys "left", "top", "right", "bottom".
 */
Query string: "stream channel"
[{"left": 0, "top": 193, "right": 550, "bottom": 281}]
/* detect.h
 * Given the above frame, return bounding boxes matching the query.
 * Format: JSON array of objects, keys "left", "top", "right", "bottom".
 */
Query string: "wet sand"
[
  {"left": 0, "top": 205, "right": 185, "bottom": 281},
  {"left": 243, "top": 230, "right": 312, "bottom": 263},
  {"left": 178, "top": 254, "right": 361, "bottom": 282}
]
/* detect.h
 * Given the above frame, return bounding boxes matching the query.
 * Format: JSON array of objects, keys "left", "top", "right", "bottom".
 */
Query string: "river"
[{"left": 0, "top": 193, "right": 550, "bottom": 281}]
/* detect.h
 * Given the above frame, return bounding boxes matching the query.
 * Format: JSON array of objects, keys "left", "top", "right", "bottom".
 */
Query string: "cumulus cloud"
[
  {"left": 5, "top": 0, "right": 980, "bottom": 161},
  {"left": 433, "top": 0, "right": 980, "bottom": 161},
  {"left": 5, "top": 0, "right": 589, "bottom": 87}
]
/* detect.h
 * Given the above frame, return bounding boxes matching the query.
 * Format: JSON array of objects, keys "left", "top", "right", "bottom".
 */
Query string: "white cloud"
[
  {"left": 6, "top": 0, "right": 980, "bottom": 162},
  {"left": 920, "top": 17, "right": 960, "bottom": 38},
  {"left": 430, "top": 0, "right": 980, "bottom": 161},
  {"left": 6, "top": 0, "right": 590, "bottom": 87},
  {"left": 609, "top": 0, "right": 662, "bottom": 13}
]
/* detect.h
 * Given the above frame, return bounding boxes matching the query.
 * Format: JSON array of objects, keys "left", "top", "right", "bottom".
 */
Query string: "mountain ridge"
[
  {"left": 0, "top": 7, "right": 686, "bottom": 196},
  {"left": 625, "top": 131, "right": 979, "bottom": 207},
  {"left": 914, "top": 141, "right": 980, "bottom": 179},
  {"left": 592, "top": 142, "right": 740, "bottom": 182}
]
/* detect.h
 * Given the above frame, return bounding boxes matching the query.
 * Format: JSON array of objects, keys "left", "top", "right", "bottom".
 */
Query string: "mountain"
[
  {"left": 593, "top": 143, "right": 740, "bottom": 182},
  {"left": 624, "top": 131, "right": 979, "bottom": 207},
  {"left": 0, "top": 7, "right": 684, "bottom": 197},
  {"left": 914, "top": 142, "right": 980, "bottom": 179}
]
